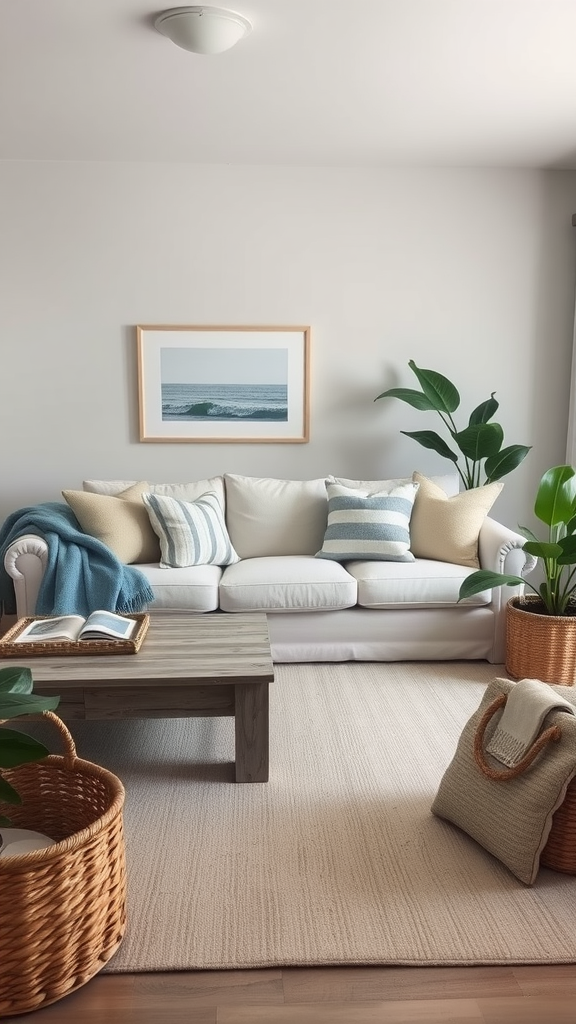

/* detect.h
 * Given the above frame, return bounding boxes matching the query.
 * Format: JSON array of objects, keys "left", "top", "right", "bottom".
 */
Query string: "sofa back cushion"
[
  {"left": 333, "top": 474, "right": 459, "bottom": 496},
  {"left": 224, "top": 475, "right": 328, "bottom": 557},
  {"left": 83, "top": 476, "right": 226, "bottom": 506}
]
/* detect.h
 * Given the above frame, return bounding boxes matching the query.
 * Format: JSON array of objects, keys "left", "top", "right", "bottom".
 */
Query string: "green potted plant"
[
  {"left": 0, "top": 665, "right": 60, "bottom": 824},
  {"left": 375, "top": 360, "right": 531, "bottom": 490},
  {"left": 458, "top": 464, "right": 576, "bottom": 684}
]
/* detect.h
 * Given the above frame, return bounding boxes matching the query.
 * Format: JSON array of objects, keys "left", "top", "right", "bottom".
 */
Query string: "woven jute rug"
[{"left": 53, "top": 661, "right": 576, "bottom": 971}]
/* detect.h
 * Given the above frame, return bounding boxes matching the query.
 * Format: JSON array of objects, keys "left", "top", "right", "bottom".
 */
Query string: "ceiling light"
[{"left": 155, "top": 6, "right": 252, "bottom": 55}]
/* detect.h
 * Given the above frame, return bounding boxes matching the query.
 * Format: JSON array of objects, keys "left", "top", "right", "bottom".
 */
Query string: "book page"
[
  {"left": 14, "top": 615, "right": 86, "bottom": 643},
  {"left": 79, "top": 610, "right": 137, "bottom": 641}
]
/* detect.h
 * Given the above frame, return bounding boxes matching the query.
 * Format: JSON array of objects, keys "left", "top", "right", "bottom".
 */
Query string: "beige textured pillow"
[
  {"left": 62, "top": 481, "right": 161, "bottom": 564},
  {"left": 432, "top": 677, "right": 576, "bottom": 885},
  {"left": 409, "top": 472, "right": 503, "bottom": 568}
]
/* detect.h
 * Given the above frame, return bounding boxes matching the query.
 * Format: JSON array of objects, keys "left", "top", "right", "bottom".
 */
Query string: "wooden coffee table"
[{"left": 13, "top": 612, "right": 274, "bottom": 783}]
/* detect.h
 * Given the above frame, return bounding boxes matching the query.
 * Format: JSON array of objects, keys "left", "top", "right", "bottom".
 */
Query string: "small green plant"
[
  {"left": 375, "top": 359, "right": 531, "bottom": 490},
  {"left": 0, "top": 665, "right": 60, "bottom": 825},
  {"left": 459, "top": 465, "right": 576, "bottom": 616}
]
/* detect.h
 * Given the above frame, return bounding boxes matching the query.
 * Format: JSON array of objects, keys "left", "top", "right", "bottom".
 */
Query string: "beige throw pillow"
[
  {"left": 62, "top": 481, "right": 161, "bottom": 564},
  {"left": 409, "top": 472, "right": 503, "bottom": 568}
]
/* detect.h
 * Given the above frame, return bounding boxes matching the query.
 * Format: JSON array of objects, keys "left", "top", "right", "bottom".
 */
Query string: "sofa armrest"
[
  {"left": 3, "top": 534, "right": 48, "bottom": 618},
  {"left": 478, "top": 516, "right": 537, "bottom": 664},
  {"left": 478, "top": 516, "right": 537, "bottom": 578}
]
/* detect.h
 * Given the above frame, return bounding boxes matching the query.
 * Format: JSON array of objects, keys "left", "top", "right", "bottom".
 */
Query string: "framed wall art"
[{"left": 136, "top": 325, "right": 310, "bottom": 443}]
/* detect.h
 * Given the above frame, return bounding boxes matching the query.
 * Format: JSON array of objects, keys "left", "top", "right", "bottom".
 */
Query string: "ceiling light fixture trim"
[{"left": 155, "top": 5, "right": 252, "bottom": 55}]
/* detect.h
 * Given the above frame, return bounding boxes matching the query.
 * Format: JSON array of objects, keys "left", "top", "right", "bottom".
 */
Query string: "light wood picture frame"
[{"left": 136, "top": 325, "right": 310, "bottom": 443}]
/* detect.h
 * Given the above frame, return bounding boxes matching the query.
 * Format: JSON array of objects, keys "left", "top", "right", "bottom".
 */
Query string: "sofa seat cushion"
[
  {"left": 137, "top": 563, "right": 222, "bottom": 612},
  {"left": 219, "top": 556, "right": 357, "bottom": 613},
  {"left": 346, "top": 559, "right": 492, "bottom": 608}
]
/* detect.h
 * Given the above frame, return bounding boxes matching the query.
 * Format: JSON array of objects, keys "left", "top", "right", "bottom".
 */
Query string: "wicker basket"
[
  {"left": 541, "top": 778, "right": 576, "bottom": 874},
  {"left": 505, "top": 596, "right": 576, "bottom": 686},
  {"left": 0, "top": 712, "right": 126, "bottom": 1017},
  {"left": 0, "top": 612, "right": 149, "bottom": 658}
]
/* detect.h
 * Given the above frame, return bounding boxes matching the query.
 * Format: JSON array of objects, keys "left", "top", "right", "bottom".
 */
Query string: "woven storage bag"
[
  {"left": 0, "top": 712, "right": 126, "bottom": 1018},
  {"left": 506, "top": 596, "right": 576, "bottom": 686}
]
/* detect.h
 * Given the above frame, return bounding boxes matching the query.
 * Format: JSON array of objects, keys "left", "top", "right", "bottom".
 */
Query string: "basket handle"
[
  {"left": 473, "top": 693, "right": 562, "bottom": 781},
  {"left": 41, "top": 710, "right": 77, "bottom": 767},
  {"left": 0, "top": 710, "right": 77, "bottom": 769}
]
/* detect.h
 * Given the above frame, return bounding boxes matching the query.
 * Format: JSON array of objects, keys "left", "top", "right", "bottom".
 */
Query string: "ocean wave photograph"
[{"left": 161, "top": 382, "right": 288, "bottom": 421}]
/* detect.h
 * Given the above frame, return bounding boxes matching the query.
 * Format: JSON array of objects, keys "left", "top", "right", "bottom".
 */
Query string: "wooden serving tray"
[{"left": 0, "top": 613, "right": 150, "bottom": 657}]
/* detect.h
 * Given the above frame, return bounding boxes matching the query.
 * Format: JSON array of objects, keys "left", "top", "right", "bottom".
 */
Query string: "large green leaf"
[
  {"left": 518, "top": 525, "right": 538, "bottom": 543},
  {"left": 454, "top": 422, "right": 503, "bottom": 461},
  {"left": 374, "top": 387, "right": 437, "bottom": 410},
  {"left": 407, "top": 360, "right": 460, "bottom": 414},
  {"left": 556, "top": 534, "right": 576, "bottom": 564},
  {"left": 0, "top": 728, "right": 50, "bottom": 768},
  {"left": 523, "top": 540, "right": 563, "bottom": 559},
  {"left": 534, "top": 465, "right": 576, "bottom": 527},
  {"left": 0, "top": 666, "right": 32, "bottom": 693},
  {"left": 484, "top": 444, "right": 532, "bottom": 482},
  {"left": 401, "top": 430, "right": 459, "bottom": 462},
  {"left": 0, "top": 775, "right": 22, "bottom": 805},
  {"left": 0, "top": 691, "right": 60, "bottom": 719},
  {"left": 469, "top": 394, "right": 499, "bottom": 425},
  {"left": 458, "top": 570, "right": 524, "bottom": 601}
]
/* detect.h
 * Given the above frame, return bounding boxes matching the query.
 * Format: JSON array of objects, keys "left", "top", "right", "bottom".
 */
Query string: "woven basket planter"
[
  {"left": 505, "top": 596, "right": 576, "bottom": 686},
  {"left": 0, "top": 712, "right": 126, "bottom": 1018},
  {"left": 541, "top": 778, "right": 576, "bottom": 874}
]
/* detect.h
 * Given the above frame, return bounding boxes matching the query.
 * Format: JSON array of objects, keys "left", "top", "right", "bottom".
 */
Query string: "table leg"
[{"left": 234, "top": 681, "right": 269, "bottom": 782}]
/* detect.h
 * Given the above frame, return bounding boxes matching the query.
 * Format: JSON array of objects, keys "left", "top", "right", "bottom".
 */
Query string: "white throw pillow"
[
  {"left": 143, "top": 492, "right": 240, "bottom": 569},
  {"left": 316, "top": 480, "right": 419, "bottom": 562},
  {"left": 224, "top": 474, "right": 328, "bottom": 558}
]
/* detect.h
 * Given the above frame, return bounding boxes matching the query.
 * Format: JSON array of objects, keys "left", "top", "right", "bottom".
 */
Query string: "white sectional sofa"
[{"left": 3, "top": 472, "right": 535, "bottom": 664}]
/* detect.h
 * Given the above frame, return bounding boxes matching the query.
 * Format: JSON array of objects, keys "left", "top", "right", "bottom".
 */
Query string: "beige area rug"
[{"left": 53, "top": 661, "right": 576, "bottom": 971}]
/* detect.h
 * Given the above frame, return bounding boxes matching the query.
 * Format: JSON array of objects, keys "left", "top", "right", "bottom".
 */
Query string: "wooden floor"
[{"left": 4, "top": 964, "right": 576, "bottom": 1023}]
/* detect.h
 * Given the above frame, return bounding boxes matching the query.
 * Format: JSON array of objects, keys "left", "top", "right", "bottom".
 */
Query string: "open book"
[{"left": 15, "top": 610, "right": 138, "bottom": 644}]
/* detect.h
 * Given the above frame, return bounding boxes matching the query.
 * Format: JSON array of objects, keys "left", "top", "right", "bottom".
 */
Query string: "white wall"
[{"left": 1, "top": 162, "right": 576, "bottom": 530}]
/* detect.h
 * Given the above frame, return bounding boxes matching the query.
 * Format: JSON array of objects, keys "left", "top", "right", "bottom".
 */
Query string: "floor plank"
[
  {"left": 281, "top": 965, "right": 522, "bottom": 1002},
  {"left": 511, "top": 962, "right": 576, "bottom": 995},
  {"left": 478, "top": 995, "right": 576, "bottom": 1024},
  {"left": 217, "top": 998, "right": 483, "bottom": 1023}
]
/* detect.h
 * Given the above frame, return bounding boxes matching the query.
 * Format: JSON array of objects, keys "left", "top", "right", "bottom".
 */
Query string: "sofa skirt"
[{"left": 266, "top": 605, "right": 499, "bottom": 663}]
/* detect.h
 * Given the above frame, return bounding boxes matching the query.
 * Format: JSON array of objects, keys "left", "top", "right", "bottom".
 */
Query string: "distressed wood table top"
[{"left": 10, "top": 612, "right": 274, "bottom": 690}]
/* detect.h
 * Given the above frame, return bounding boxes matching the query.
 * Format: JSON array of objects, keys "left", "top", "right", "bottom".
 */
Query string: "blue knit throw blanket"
[{"left": 0, "top": 502, "right": 155, "bottom": 617}]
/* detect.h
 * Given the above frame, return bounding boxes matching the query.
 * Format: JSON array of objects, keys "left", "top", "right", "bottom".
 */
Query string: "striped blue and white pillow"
[
  {"left": 315, "top": 481, "right": 419, "bottom": 562},
  {"left": 143, "top": 491, "right": 240, "bottom": 568}
]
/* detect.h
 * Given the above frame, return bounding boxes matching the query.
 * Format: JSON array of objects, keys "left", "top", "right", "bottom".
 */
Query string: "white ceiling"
[{"left": 2, "top": 0, "right": 576, "bottom": 167}]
